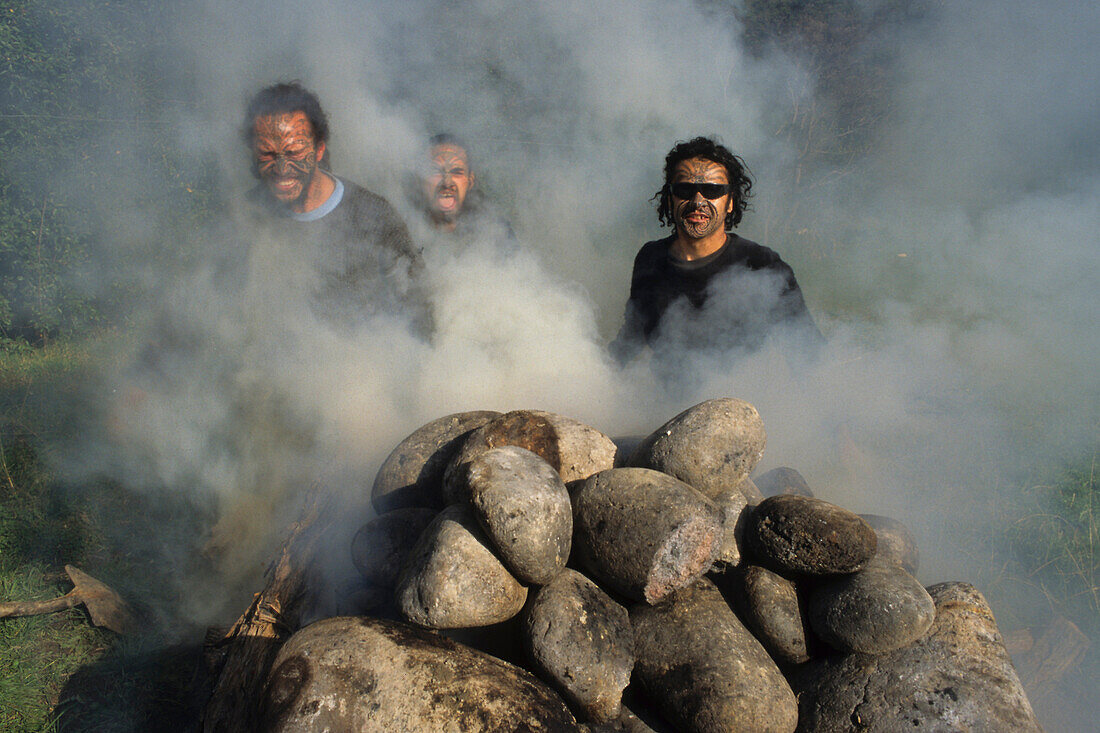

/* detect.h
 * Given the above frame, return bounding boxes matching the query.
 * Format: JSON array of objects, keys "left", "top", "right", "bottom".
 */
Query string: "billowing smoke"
[{"left": 41, "top": 0, "right": 1100, "bottom": 724}]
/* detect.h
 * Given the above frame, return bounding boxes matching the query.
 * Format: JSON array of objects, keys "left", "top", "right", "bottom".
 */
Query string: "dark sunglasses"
[{"left": 671, "top": 182, "right": 731, "bottom": 200}]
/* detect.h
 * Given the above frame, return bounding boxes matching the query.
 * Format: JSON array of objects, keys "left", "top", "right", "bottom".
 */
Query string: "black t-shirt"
[
  {"left": 244, "top": 178, "right": 426, "bottom": 329},
  {"left": 614, "top": 233, "right": 822, "bottom": 359}
]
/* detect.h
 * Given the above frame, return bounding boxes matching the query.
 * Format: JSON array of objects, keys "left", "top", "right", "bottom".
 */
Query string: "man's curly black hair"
[
  {"left": 653, "top": 136, "right": 753, "bottom": 231},
  {"left": 243, "top": 81, "right": 330, "bottom": 147}
]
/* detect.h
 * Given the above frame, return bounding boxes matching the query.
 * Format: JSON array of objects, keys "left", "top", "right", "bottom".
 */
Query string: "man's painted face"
[
  {"left": 670, "top": 156, "right": 734, "bottom": 240},
  {"left": 422, "top": 143, "right": 473, "bottom": 222},
  {"left": 251, "top": 111, "right": 325, "bottom": 205}
]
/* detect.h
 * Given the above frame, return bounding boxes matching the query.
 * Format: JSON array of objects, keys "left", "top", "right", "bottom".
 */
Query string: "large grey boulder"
[
  {"left": 445, "top": 409, "right": 619, "bottom": 501},
  {"left": 524, "top": 569, "right": 634, "bottom": 723},
  {"left": 807, "top": 557, "right": 935, "bottom": 654},
  {"left": 572, "top": 467, "right": 721, "bottom": 604},
  {"left": 626, "top": 398, "right": 766, "bottom": 500},
  {"left": 465, "top": 446, "right": 572, "bottom": 585},
  {"left": 738, "top": 564, "right": 810, "bottom": 665},
  {"left": 350, "top": 507, "right": 436, "bottom": 588},
  {"left": 746, "top": 494, "right": 877, "bottom": 575},
  {"left": 371, "top": 410, "right": 499, "bottom": 512},
  {"left": 630, "top": 578, "right": 798, "bottom": 733},
  {"left": 395, "top": 504, "right": 527, "bottom": 628},
  {"left": 792, "top": 582, "right": 1042, "bottom": 732},
  {"left": 262, "top": 616, "right": 581, "bottom": 732}
]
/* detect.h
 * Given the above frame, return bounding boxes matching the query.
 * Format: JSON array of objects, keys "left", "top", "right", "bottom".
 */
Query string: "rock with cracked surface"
[
  {"left": 262, "top": 616, "right": 581, "bottom": 732},
  {"left": 807, "top": 556, "right": 935, "bottom": 654},
  {"left": 738, "top": 564, "right": 811, "bottom": 665},
  {"left": 444, "top": 409, "right": 618, "bottom": 502},
  {"left": 746, "top": 494, "right": 877, "bottom": 576},
  {"left": 791, "top": 582, "right": 1042, "bottom": 732},
  {"left": 371, "top": 410, "right": 499, "bottom": 512},
  {"left": 463, "top": 445, "right": 572, "bottom": 585},
  {"left": 630, "top": 577, "right": 798, "bottom": 733},
  {"left": 523, "top": 569, "right": 634, "bottom": 723},
  {"left": 571, "top": 468, "right": 721, "bottom": 604},
  {"left": 626, "top": 398, "right": 766, "bottom": 501},
  {"left": 395, "top": 504, "right": 527, "bottom": 629}
]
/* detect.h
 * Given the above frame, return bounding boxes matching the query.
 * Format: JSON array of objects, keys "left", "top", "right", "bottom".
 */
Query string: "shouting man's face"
[
  {"left": 422, "top": 143, "right": 474, "bottom": 227},
  {"left": 670, "top": 156, "right": 733, "bottom": 241},
  {"left": 251, "top": 111, "right": 325, "bottom": 207}
]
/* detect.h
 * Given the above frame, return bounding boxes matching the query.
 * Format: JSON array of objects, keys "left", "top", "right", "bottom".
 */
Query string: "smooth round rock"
[
  {"left": 350, "top": 507, "right": 436, "bottom": 588},
  {"left": 754, "top": 467, "right": 813, "bottom": 497},
  {"left": 572, "top": 467, "right": 721, "bottom": 604},
  {"left": 739, "top": 564, "right": 810, "bottom": 665},
  {"left": 444, "top": 409, "right": 618, "bottom": 501},
  {"left": 524, "top": 569, "right": 634, "bottom": 723},
  {"left": 630, "top": 577, "right": 798, "bottom": 733},
  {"left": 746, "top": 494, "right": 877, "bottom": 575},
  {"left": 262, "top": 616, "right": 581, "bottom": 732},
  {"left": 626, "top": 398, "right": 766, "bottom": 500},
  {"left": 860, "top": 513, "right": 919, "bottom": 574},
  {"left": 808, "top": 557, "right": 935, "bottom": 654},
  {"left": 465, "top": 446, "right": 572, "bottom": 585},
  {"left": 792, "top": 582, "right": 1042, "bottom": 732},
  {"left": 371, "top": 411, "right": 499, "bottom": 512},
  {"left": 396, "top": 504, "right": 527, "bottom": 629}
]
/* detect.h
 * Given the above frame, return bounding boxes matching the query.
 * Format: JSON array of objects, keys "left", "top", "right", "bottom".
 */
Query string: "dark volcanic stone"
[
  {"left": 754, "top": 466, "right": 813, "bottom": 497},
  {"left": 861, "top": 513, "right": 920, "bottom": 574},
  {"left": 466, "top": 446, "right": 572, "bottom": 585},
  {"left": 626, "top": 398, "right": 766, "bottom": 500},
  {"left": 630, "top": 578, "right": 798, "bottom": 733},
  {"left": 739, "top": 564, "right": 810, "bottom": 665},
  {"left": 371, "top": 410, "right": 499, "bottom": 512},
  {"left": 524, "top": 569, "right": 634, "bottom": 723},
  {"left": 746, "top": 494, "right": 877, "bottom": 575},
  {"left": 350, "top": 507, "right": 436, "bottom": 588},
  {"left": 807, "top": 557, "right": 935, "bottom": 654},
  {"left": 792, "top": 582, "right": 1042, "bottom": 732},
  {"left": 395, "top": 504, "right": 527, "bottom": 628},
  {"left": 444, "top": 410, "right": 618, "bottom": 502},
  {"left": 262, "top": 616, "right": 581, "bottom": 732},
  {"left": 571, "top": 467, "right": 721, "bottom": 604}
]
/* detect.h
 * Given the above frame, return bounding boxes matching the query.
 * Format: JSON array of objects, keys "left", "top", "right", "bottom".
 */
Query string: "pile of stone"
[{"left": 260, "top": 399, "right": 1042, "bottom": 732}]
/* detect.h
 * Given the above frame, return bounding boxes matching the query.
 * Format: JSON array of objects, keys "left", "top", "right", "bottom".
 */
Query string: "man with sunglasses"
[{"left": 612, "top": 136, "right": 821, "bottom": 363}]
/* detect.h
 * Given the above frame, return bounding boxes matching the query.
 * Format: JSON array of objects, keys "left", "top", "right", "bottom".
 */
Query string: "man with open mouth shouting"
[
  {"left": 242, "top": 81, "right": 425, "bottom": 330},
  {"left": 612, "top": 136, "right": 822, "bottom": 365},
  {"left": 411, "top": 133, "right": 514, "bottom": 254}
]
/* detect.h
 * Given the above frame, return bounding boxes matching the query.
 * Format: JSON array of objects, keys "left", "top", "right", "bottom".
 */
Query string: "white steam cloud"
[{"left": 54, "top": 1, "right": 1100, "bottom": 724}]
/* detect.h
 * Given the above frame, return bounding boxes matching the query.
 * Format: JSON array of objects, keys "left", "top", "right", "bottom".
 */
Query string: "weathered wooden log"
[{"left": 201, "top": 490, "right": 331, "bottom": 733}]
